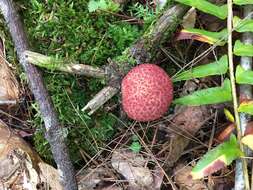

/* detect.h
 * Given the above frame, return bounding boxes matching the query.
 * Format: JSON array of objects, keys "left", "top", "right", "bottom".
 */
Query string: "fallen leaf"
[
  {"left": 182, "top": 7, "right": 196, "bottom": 28},
  {"left": 111, "top": 150, "right": 153, "bottom": 188},
  {"left": 0, "top": 120, "right": 62, "bottom": 190},
  {"left": 77, "top": 167, "right": 115, "bottom": 190},
  {"left": 174, "top": 164, "right": 208, "bottom": 190},
  {"left": 241, "top": 122, "right": 253, "bottom": 150},
  {"left": 0, "top": 38, "right": 19, "bottom": 105},
  {"left": 216, "top": 123, "right": 235, "bottom": 142}
]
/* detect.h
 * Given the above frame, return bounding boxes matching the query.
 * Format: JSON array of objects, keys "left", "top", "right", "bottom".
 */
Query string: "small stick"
[
  {"left": 82, "top": 86, "right": 119, "bottom": 115},
  {"left": 24, "top": 51, "right": 106, "bottom": 78}
]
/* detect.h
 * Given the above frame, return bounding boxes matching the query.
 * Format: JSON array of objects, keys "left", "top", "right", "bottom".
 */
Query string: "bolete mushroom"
[{"left": 121, "top": 64, "right": 173, "bottom": 122}]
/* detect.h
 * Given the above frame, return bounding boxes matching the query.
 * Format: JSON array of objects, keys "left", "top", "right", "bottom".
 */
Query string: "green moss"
[
  {"left": 1, "top": 0, "right": 144, "bottom": 165},
  {"left": 0, "top": 0, "right": 165, "bottom": 166}
]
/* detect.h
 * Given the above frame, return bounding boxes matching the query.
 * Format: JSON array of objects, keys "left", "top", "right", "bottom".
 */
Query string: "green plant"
[
  {"left": 130, "top": 135, "right": 142, "bottom": 153},
  {"left": 174, "top": 0, "right": 253, "bottom": 184},
  {"left": 88, "top": 0, "right": 120, "bottom": 13},
  {"left": 128, "top": 2, "right": 157, "bottom": 29}
]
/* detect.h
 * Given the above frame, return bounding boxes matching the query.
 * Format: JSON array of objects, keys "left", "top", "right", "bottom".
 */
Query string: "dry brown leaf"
[
  {"left": 77, "top": 167, "right": 115, "bottom": 190},
  {"left": 0, "top": 121, "right": 63, "bottom": 190},
  {"left": 99, "top": 186, "right": 123, "bottom": 190},
  {"left": 182, "top": 7, "right": 196, "bottom": 29},
  {"left": 174, "top": 164, "right": 208, "bottom": 190},
  {"left": 0, "top": 38, "right": 19, "bottom": 105},
  {"left": 111, "top": 149, "right": 164, "bottom": 190},
  {"left": 111, "top": 150, "right": 153, "bottom": 188}
]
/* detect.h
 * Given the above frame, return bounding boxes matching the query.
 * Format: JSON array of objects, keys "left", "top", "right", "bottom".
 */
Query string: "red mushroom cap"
[{"left": 121, "top": 64, "right": 173, "bottom": 122}]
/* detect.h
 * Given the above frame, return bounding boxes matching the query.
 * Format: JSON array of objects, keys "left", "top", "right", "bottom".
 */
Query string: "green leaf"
[
  {"left": 191, "top": 134, "right": 242, "bottom": 179},
  {"left": 173, "top": 55, "right": 228, "bottom": 82},
  {"left": 233, "top": 16, "right": 253, "bottom": 33},
  {"left": 238, "top": 100, "right": 253, "bottom": 115},
  {"left": 236, "top": 65, "right": 253, "bottom": 85},
  {"left": 88, "top": 0, "right": 120, "bottom": 13},
  {"left": 234, "top": 40, "right": 253, "bottom": 57},
  {"left": 175, "top": 0, "right": 227, "bottom": 19},
  {"left": 233, "top": 0, "right": 253, "bottom": 5},
  {"left": 132, "top": 135, "right": 139, "bottom": 141},
  {"left": 130, "top": 141, "right": 142, "bottom": 153},
  {"left": 98, "top": 0, "right": 107, "bottom": 9},
  {"left": 177, "top": 28, "right": 227, "bottom": 45},
  {"left": 224, "top": 108, "right": 235, "bottom": 123},
  {"left": 173, "top": 79, "right": 232, "bottom": 106},
  {"left": 88, "top": 0, "right": 100, "bottom": 12}
]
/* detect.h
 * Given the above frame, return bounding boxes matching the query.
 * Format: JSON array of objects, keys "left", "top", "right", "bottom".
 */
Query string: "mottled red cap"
[{"left": 121, "top": 64, "right": 173, "bottom": 122}]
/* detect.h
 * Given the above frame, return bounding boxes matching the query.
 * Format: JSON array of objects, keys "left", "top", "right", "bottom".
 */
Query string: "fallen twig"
[
  {"left": 82, "top": 86, "right": 119, "bottom": 115},
  {"left": 25, "top": 51, "right": 106, "bottom": 78},
  {"left": 0, "top": 0, "right": 77, "bottom": 189}
]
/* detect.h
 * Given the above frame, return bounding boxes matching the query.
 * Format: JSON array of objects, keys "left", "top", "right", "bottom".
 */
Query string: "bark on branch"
[
  {"left": 0, "top": 1, "right": 77, "bottom": 190},
  {"left": 25, "top": 50, "right": 106, "bottom": 78}
]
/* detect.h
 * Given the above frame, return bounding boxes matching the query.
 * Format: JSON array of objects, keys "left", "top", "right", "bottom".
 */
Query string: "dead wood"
[
  {"left": 128, "top": 5, "right": 188, "bottom": 64},
  {"left": 24, "top": 51, "right": 106, "bottom": 78},
  {"left": 0, "top": 0, "right": 77, "bottom": 190}
]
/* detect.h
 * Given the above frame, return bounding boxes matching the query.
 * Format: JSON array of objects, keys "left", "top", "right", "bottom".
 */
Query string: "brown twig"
[
  {"left": 0, "top": 0, "right": 77, "bottom": 189},
  {"left": 24, "top": 51, "right": 106, "bottom": 78}
]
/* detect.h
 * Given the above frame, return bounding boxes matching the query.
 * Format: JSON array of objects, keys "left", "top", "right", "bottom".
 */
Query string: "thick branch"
[
  {"left": 129, "top": 5, "right": 188, "bottom": 64},
  {"left": 0, "top": 1, "right": 77, "bottom": 190},
  {"left": 235, "top": 5, "right": 253, "bottom": 190}
]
